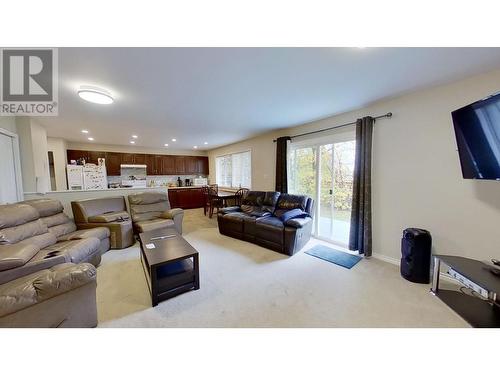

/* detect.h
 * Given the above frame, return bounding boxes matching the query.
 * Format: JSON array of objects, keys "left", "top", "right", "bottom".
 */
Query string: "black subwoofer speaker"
[{"left": 400, "top": 228, "right": 432, "bottom": 283}]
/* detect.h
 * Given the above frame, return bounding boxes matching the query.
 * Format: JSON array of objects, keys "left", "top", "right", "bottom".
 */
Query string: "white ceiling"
[{"left": 39, "top": 48, "right": 500, "bottom": 151}]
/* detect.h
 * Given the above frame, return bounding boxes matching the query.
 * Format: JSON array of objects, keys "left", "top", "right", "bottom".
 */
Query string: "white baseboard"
[{"left": 371, "top": 252, "right": 459, "bottom": 285}]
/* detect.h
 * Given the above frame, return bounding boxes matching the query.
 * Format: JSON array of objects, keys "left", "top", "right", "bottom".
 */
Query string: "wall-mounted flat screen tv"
[{"left": 452, "top": 91, "right": 500, "bottom": 180}]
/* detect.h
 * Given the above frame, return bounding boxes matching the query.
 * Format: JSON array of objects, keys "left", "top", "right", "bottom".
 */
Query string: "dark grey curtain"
[
  {"left": 349, "top": 116, "right": 373, "bottom": 256},
  {"left": 275, "top": 136, "right": 291, "bottom": 193}
]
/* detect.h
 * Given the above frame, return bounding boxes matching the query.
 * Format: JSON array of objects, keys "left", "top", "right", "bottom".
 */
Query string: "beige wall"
[
  {"left": 16, "top": 118, "right": 51, "bottom": 193},
  {"left": 208, "top": 130, "right": 281, "bottom": 188},
  {"left": 0, "top": 117, "right": 17, "bottom": 134},
  {"left": 208, "top": 67, "right": 500, "bottom": 262}
]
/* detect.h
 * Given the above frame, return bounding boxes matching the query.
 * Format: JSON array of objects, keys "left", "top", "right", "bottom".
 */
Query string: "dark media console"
[{"left": 431, "top": 255, "right": 500, "bottom": 328}]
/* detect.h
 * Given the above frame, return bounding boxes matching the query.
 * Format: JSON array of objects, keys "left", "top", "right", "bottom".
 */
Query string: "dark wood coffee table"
[{"left": 139, "top": 228, "right": 199, "bottom": 306}]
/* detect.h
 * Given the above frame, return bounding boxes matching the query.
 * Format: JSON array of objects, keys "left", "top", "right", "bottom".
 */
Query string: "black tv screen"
[{"left": 452, "top": 91, "right": 500, "bottom": 180}]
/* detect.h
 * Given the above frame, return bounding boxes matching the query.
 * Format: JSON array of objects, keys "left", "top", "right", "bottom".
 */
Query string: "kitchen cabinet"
[
  {"left": 104, "top": 152, "right": 122, "bottom": 176},
  {"left": 174, "top": 157, "right": 186, "bottom": 174},
  {"left": 196, "top": 156, "right": 209, "bottom": 175},
  {"left": 134, "top": 153, "right": 147, "bottom": 165},
  {"left": 66, "top": 150, "right": 209, "bottom": 176},
  {"left": 168, "top": 188, "right": 204, "bottom": 209},
  {"left": 121, "top": 153, "right": 135, "bottom": 164},
  {"left": 160, "top": 155, "right": 176, "bottom": 175},
  {"left": 185, "top": 156, "right": 198, "bottom": 174}
]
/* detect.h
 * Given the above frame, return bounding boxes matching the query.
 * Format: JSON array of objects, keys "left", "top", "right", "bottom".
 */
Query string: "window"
[{"left": 216, "top": 151, "right": 251, "bottom": 188}]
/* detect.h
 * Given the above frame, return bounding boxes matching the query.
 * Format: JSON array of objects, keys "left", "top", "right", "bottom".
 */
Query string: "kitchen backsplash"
[{"left": 107, "top": 175, "right": 208, "bottom": 187}]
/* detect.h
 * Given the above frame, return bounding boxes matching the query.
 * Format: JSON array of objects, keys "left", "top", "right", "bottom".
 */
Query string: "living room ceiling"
[{"left": 38, "top": 47, "right": 500, "bottom": 151}]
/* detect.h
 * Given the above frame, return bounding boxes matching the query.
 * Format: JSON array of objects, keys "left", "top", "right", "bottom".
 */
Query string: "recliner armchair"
[
  {"left": 71, "top": 196, "right": 134, "bottom": 249},
  {"left": 218, "top": 191, "right": 314, "bottom": 256},
  {"left": 128, "top": 191, "right": 184, "bottom": 234}
]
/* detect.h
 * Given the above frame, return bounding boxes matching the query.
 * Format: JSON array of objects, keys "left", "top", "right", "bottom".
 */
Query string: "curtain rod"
[{"left": 273, "top": 112, "right": 392, "bottom": 142}]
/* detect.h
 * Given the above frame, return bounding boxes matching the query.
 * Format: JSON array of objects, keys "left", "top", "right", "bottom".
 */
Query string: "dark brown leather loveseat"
[{"left": 217, "top": 191, "right": 314, "bottom": 256}]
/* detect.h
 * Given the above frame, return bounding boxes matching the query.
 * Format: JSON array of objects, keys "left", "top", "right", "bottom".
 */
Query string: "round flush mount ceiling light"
[{"left": 78, "top": 86, "right": 114, "bottom": 105}]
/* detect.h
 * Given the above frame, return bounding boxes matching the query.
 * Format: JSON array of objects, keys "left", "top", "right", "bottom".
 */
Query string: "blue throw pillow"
[{"left": 278, "top": 208, "right": 310, "bottom": 222}]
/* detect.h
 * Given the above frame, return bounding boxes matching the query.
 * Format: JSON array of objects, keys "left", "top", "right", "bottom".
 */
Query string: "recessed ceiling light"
[
  {"left": 87, "top": 137, "right": 94, "bottom": 141},
  {"left": 172, "top": 138, "right": 177, "bottom": 142},
  {"left": 130, "top": 141, "right": 135, "bottom": 144},
  {"left": 78, "top": 85, "right": 114, "bottom": 105},
  {"left": 204, "top": 142, "right": 208, "bottom": 145},
  {"left": 164, "top": 143, "right": 169, "bottom": 147},
  {"left": 132, "top": 135, "right": 138, "bottom": 139},
  {"left": 81, "top": 129, "right": 89, "bottom": 134},
  {"left": 193, "top": 146, "right": 198, "bottom": 149}
]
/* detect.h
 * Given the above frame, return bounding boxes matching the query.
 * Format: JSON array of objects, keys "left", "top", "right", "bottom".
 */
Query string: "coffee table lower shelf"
[{"left": 140, "top": 249, "right": 199, "bottom": 307}]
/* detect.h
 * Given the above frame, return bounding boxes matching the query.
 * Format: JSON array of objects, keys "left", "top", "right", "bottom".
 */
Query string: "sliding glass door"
[{"left": 288, "top": 130, "right": 355, "bottom": 247}]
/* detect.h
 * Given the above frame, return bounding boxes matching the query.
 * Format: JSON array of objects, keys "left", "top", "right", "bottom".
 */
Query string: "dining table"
[{"left": 208, "top": 190, "right": 238, "bottom": 218}]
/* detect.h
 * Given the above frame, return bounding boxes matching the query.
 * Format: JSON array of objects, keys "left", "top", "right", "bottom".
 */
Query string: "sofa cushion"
[
  {"left": 48, "top": 221, "right": 78, "bottom": 238},
  {"left": 0, "top": 262, "right": 96, "bottom": 318},
  {"left": 276, "top": 208, "right": 310, "bottom": 222},
  {"left": 0, "top": 204, "right": 39, "bottom": 229},
  {"left": 41, "top": 212, "right": 72, "bottom": 228},
  {"left": 255, "top": 216, "right": 284, "bottom": 244},
  {"left": 0, "top": 243, "right": 39, "bottom": 271},
  {"left": 58, "top": 227, "right": 110, "bottom": 242},
  {"left": 0, "top": 219, "right": 48, "bottom": 245},
  {"left": 128, "top": 192, "right": 168, "bottom": 205},
  {"left": 23, "top": 199, "right": 64, "bottom": 217},
  {"left": 274, "top": 194, "right": 309, "bottom": 218},
  {"left": 17, "top": 232, "right": 58, "bottom": 250},
  {"left": 135, "top": 218, "right": 175, "bottom": 233},
  {"left": 88, "top": 211, "right": 129, "bottom": 223},
  {"left": 44, "top": 237, "right": 100, "bottom": 264}
]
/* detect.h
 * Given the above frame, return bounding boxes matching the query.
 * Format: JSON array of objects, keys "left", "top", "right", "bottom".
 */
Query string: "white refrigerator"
[{"left": 67, "top": 164, "right": 108, "bottom": 190}]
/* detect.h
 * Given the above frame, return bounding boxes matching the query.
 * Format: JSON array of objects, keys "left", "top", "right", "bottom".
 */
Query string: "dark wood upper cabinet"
[
  {"left": 160, "top": 155, "right": 176, "bottom": 175},
  {"left": 88, "top": 151, "right": 105, "bottom": 164},
  {"left": 175, "top": 156, "right": 186, "bottom": 174},
  {"left": 121, "top": 153, "right": 135, "bottom": 164},
  {"left": 67, "top": 150, "right": 90, "bottom": 164},
  {"left": 197, "top": 156, "right": 209, "bottom": 175},
  {"left": 66, "top": 150, "right": 209, "bottom": 176},
  {"left": 145, "top": 154, "right": 158, "bottom": 175},
  {"left": 134, "top": 153, "right": 147, "bottom": 165},
  {"left": 104, "top": 152, "right": 122, "bottom": 176},
  {"left": 185, "top": 156, "right": 198, "bottom": 174}
]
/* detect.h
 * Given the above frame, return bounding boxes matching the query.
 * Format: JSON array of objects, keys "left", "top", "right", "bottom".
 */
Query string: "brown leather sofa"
[
  {"left": 71, "top": 196, "right": 134, "bottom": 249},
  {"left": 128, "top": 191, "right": 184, "bottom": 234},
  {"left": 23, "top": 198, "right": 111, "bottom": 255},
  {"left": 0, "top": 202, "right": 102, "bottom": 327},
  {"left": 217, "top": 191, "right": 314, "bottom": 256}
]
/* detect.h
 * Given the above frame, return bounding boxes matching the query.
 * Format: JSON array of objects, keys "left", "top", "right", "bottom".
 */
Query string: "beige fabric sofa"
[
  {"left": 71, "top": 196, "right": 134, "bottom": 249},
  {"left": 128, "top": 191, "right": 184, "bottom": 234},
  {"left": 23, "top": 198, "right": 111, "bottom": 255}
]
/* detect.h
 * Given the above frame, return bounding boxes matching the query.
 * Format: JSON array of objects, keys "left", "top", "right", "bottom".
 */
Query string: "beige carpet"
[{"left": 96, "top": 209, "right": 468, "bottom": 327}]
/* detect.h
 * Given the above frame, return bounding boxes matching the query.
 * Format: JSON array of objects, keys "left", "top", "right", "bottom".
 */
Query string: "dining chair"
[
  {"left": 235, "top": 188, "right": 249, "bottom": 206},
  {"left": 208, "top": 185, "right": 223, "bottom": 218},
  {"left": 202, "top": 185, "right": 210, "bottom": 216}
]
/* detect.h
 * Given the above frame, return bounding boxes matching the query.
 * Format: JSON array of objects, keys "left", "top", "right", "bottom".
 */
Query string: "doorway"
[
  {"left": 288, "top": 129, "right": 355, "bottom": 247},
  {"left": 0, "top": 128, "right": 23, "bottom": 203}
]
